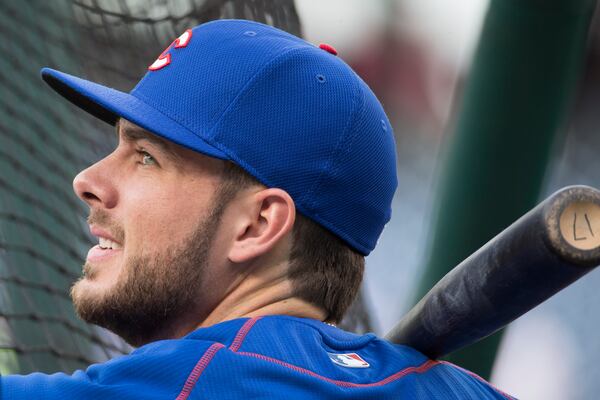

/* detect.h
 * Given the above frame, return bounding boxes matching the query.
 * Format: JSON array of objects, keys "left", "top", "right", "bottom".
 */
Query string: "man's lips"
[
  {"left": 86, "top": 245, "right": 121, "bottom": 262},
  {"left": 90, "top": 226, "right": 121, "bottom": 243},
  {"left": 87, "top": 225, "right": 123, "bottom": 262}
]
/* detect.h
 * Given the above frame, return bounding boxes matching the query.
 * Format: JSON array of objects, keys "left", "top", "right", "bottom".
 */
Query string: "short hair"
[{"left": 218, "top": 162, "right": 364, "bottom": 323}]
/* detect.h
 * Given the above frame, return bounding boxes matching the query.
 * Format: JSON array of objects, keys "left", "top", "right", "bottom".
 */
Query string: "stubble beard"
[{"left": 71, "top": 203, "right": 226, "bottom": 347}]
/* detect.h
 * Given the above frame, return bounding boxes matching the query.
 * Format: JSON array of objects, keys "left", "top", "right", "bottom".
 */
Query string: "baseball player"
[{"left": 2, "top": 20, "right": 515, "bottom": 399}]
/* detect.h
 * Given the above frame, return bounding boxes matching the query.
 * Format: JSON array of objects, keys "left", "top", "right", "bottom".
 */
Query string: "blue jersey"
[{"left": 2, "top": 316, "right": 514, "bottom": 399}]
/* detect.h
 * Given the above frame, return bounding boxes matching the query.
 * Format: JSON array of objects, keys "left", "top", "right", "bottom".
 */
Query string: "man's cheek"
[{"left": 124, "top": 217, "right": 173, "bottom": 257}]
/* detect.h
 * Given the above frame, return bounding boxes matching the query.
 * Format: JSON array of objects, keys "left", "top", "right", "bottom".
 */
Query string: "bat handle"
[{"left": 544, "top": 185, "right": 600, "bottom": 267}]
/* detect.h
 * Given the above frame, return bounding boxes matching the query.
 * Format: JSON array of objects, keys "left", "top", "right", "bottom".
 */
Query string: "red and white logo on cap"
[
  {"left": 327, "top": 352, "right": 370, "bottom": 368},
  {"left": 148, "top": 29, "right": 193, "bottom": 71}
]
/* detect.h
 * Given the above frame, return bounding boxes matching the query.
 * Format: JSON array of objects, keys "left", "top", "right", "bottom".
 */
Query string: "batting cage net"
[{"left": 0, "top": 0, "right": 376, "bottom": 376}]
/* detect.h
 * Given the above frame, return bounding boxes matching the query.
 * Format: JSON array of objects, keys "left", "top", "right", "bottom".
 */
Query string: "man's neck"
[{"left": 197, "top": 277, "right": 327, "bottom": 328}]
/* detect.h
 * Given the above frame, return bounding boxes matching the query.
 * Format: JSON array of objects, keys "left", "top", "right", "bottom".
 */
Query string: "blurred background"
[{"left": 1, "top": 0, "right": 600, "bottom": 398}]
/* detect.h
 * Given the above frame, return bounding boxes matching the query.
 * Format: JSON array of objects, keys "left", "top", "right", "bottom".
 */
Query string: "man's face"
[{"left": 71, "top": 119, "right": 229, "bottom": 346}]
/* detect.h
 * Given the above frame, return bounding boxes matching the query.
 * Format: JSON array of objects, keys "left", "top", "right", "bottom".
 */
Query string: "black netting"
[{"left": 0, "top": 0, "right": 303, "bottom": 374}]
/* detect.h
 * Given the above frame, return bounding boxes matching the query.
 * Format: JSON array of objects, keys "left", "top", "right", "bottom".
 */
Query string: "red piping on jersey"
[
  {"left": 237, "top": 351, "right": 440, "bottom": 388},
  {"left": 229, "top": 316, "right": 262, "bottom": 352},
  {"left": 227, "top": 317, "right": 445, "bottom": 389},
  {"left": 176, "top": 317, "right": 261, "bottom": 398},
  {"left": 227, "top": 317, "right": 444, "bottom": 388},
  {"left": 439, "top": 361, "right": 514, "bottom": 400},
  {"left": 175, "top": 342, "right": 224, "bottom": 400},
  {"left": 177, "top": 318, "right": 512, "bottom": 396}
]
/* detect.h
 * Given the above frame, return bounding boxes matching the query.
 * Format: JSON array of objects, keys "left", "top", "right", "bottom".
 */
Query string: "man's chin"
[
  {"left": 71, "top": 289, "right": 168, "bottom": 347},
  {"left": 71, "top": 280, "right": 96, "bottom": 312},
  {"left": 70, "top": 278, "right": 133, "bottom": 342},
  {"left": 70, "top": 275, "right": 116, "bottom": 321},
  {"left": 70, "top": 269, "right": 172, "bottom": 347}
]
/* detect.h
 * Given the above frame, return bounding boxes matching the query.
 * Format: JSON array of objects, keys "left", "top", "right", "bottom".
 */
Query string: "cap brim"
[{"left": 40, "top": 67, "right": 228, "bottom": 160}]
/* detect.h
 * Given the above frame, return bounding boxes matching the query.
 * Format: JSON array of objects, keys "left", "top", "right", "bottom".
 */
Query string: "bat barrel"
[{"left": 385, "top": 185, "right": 600, "bottom": 360}]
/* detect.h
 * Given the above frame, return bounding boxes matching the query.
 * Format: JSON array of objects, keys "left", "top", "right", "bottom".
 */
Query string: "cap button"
[{"left": 319, "top": 43, "right": 338, "bottom": 56}]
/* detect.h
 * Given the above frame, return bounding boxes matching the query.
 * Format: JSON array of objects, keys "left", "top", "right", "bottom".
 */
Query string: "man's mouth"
[
  {"left": 86, "top": 244, "right": 122, "bottom": 263},
  {"left": 87, "top": 226, "right": 123, "bottom": 262},
  {"left": 98, "top": 237, "right": 122, "bottom": 250}
]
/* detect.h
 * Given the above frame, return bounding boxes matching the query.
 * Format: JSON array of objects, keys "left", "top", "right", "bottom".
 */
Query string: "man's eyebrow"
[{"left": 116, "top": 122, "right": 181, "bottom": 163}]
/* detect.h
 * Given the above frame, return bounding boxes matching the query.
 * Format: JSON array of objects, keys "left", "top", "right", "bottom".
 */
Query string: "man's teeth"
[{"left": 98, "top": 237, "right": 121, "bottom": 250}]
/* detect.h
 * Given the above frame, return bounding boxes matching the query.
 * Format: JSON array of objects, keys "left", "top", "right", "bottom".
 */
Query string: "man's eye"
[{"left": 137, "top": 150, "right": 157, "bottom": 166}]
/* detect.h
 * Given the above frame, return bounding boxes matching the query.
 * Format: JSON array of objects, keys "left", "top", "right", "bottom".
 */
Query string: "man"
[{"left": 2, "top": 19, "right": 514, "bottom": 399}]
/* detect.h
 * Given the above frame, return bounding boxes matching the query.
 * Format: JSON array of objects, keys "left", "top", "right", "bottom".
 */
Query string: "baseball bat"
[{"left": 385, "top": 185, "right": 600, "bottom": 359}]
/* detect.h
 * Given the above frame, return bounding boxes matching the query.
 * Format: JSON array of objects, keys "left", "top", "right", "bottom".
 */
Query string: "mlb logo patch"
[{"left": 327, "top": 352, "right": 370, "bottom": 368}]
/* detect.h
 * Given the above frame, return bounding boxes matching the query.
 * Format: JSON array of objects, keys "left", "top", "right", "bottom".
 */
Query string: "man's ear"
[{"left": 228, "top": 188, "right": 296, "bottom": 263}]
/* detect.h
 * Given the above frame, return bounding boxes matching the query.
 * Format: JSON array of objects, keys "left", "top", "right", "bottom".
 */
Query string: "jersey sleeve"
[{"left": 1, "top": 338, "right": 215, "bottom": 400}]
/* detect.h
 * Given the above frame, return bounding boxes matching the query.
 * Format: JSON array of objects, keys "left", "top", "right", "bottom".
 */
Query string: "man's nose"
[{"left": 73, "top": 156, "right": 119, "bottom": 209}]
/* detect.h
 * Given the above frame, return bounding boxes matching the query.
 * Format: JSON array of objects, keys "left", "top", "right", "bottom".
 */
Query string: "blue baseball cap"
[{"left": 41, "top": 19, "right": 397, "bottom": 255}]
